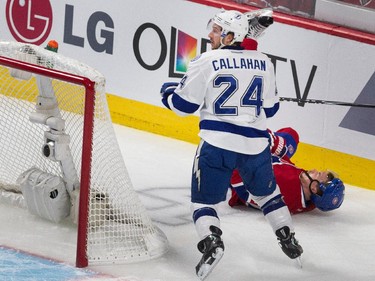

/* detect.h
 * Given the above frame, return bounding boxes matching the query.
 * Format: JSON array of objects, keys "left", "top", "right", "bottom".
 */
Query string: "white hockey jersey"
[{"left": 166, "top": 47, "right": 279, "bottom": 155}]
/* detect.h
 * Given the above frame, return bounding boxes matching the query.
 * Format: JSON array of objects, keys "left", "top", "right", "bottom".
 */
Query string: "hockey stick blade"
[{"left": 279, "top": 97, "right": 375, "bottom": 108}]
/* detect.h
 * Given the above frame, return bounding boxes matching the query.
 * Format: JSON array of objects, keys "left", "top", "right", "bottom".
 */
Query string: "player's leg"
[
  {"left": 191, "top": 140, "right": 235, "bottom": 280},
  {"left": 238, "top": 147, "right": 303, "bottom": 260}
]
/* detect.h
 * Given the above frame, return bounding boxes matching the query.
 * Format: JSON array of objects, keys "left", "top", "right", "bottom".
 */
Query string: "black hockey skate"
[
  {"left": 195, "top": 225, "right": 224, "bottom": 281},
  {"left": 276, "top": 226, "right": 303, "bottom": 259}
]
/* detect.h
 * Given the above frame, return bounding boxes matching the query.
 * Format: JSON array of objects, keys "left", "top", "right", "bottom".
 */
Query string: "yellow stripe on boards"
[
  {"left": 107, "top": 94, "right": 374, "bottom": 191},
  {"left": 293, "top": 143, "right": 374, "bottom": 190},
  {"left": 107, "top": 93, "right": 200, "bottom": 144}
]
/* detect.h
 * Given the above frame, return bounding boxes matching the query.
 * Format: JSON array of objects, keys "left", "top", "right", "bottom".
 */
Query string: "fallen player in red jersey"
[{"left": 229, "top": 127, "right": 345, "bottom": 213}]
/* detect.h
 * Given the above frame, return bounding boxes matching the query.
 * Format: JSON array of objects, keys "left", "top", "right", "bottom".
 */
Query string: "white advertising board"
[{"left": 0, "top": 0, "right": 374, "bottom": 161}]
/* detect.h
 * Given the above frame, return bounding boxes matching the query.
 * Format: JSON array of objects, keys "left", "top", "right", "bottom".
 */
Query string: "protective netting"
[{"left": 0, "top": 41, "right": 168, "bottom": 264}]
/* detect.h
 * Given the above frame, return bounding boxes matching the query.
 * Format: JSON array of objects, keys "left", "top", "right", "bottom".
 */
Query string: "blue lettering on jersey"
[
  {"left": 212, "top": 58, "right": 266, "bottom": 71},
  {"left": 180, "top": 75, "right": 187, "bottom": 88}
]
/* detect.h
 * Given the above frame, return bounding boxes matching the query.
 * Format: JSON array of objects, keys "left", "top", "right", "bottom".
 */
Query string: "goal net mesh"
[{"left": 0, "top": 41, "right": 168, "bottom": 265}]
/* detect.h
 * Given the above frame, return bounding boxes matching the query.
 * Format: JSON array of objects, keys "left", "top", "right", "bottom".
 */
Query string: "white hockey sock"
[
  {"left": 264, "top": 205, "right": 294, "bottom": 233},
  {"left": 191, "top": 203, "right": 220, "bottom": 240},
  {"left": 252, "top": 185, "right": 294, "bottom": 233}
]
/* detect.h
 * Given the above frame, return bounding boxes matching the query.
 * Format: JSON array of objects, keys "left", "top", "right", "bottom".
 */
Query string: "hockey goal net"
[{"left": 0, "top": 41, "right": 168, "bottom": 267}]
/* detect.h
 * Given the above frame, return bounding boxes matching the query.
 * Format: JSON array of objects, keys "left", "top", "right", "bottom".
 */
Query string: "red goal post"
[
  {"left": 0, "top": 54, "right": 96, "bottom": 267},
  {"left": 0, "top": 41, "right": 168, "bottom": 267}
]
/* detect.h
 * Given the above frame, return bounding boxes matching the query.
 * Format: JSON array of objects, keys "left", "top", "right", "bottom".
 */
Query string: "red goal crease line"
[{"left": 0, "top": 245, "right": 116, "bottom": 280}]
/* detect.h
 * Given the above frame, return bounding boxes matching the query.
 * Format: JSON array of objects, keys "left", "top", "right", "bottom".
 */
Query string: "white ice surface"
[{"left": 1, "top": 124, "right": 375, "bottom": 281}]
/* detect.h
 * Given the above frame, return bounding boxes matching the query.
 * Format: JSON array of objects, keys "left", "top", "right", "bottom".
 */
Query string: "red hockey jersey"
[{"left": 229, "top": 128, "right": 316, "bottom": 214}]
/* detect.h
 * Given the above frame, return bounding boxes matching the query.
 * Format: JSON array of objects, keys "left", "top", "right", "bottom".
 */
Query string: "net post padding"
[{"left": 0, "top": 41, "right": 168, "bottom": 267}]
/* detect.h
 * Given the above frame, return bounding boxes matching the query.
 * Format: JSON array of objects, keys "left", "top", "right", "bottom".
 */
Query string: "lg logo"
[
  {"left": 64, "top": 5, "right": 114, "bottom": 54},
  {"left": 6, "top": 0, "right": 53, "bottom": 45},
  {"left": 5, "top": 1, "right": 114, "bottom": 54}
]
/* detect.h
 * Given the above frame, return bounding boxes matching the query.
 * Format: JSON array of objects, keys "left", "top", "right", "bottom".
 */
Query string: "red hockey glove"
[{"left": 268, "top": 129, "right": 287, "bottom": 157}]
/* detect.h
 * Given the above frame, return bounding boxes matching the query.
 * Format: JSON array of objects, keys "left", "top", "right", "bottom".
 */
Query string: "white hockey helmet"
[{"left": 209, "top": 10, "right": 249, "bottom": 43}]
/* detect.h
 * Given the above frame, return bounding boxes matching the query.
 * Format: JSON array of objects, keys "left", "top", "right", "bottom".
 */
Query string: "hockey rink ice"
[{"left": 1, "top": 124, "right": 375, "bottom": 281}]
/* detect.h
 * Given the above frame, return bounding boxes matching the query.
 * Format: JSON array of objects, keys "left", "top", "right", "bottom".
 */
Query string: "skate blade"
[
  {"left": 197, "top": 248, "right": 224, "bottom": 281},
  {"left": 295, "top": 256, "right": 302, "bottom": 268}
]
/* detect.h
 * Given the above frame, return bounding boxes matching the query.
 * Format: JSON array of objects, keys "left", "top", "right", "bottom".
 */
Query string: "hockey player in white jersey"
[{"left": 160, "top": 9, "right": 302, "bottom": 280}]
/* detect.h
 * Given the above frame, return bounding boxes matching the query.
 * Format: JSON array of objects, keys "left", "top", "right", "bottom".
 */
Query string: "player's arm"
[
  {"left": 160, "top": 56, "right": 205, "bottom": 115},
  {"left": 262, "top": 59, "right": 279, "bottom": 118},
  {"left": 229, "top": 170, "right": 249, "bottom": 206},
  {"left": 269, "top": 127, "right": 299, "bottom": 159},
  {"left": 160, "top": 79, "right": 200, "bottom": 116},
  {"left": 229, "top": 170, "right": 260, "bottom": 209},
  {"left": 160, "top": 82, "right": 179, "bottom": 110},
  {"left": 268, "top": 129, "right": 287, "bottom": 158}
]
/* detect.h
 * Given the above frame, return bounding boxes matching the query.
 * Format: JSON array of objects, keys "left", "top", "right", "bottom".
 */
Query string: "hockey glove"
[
  {"left": 160, "top": 82, "right": 179, "bottom": 109},
  {"left": 268, "top": 129, "right": 287, "bottom": 158}
]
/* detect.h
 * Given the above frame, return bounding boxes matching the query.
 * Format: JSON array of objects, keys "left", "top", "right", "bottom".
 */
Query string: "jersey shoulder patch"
[{"left": 191, "top": 54, "right": 202, "bottom": 62}]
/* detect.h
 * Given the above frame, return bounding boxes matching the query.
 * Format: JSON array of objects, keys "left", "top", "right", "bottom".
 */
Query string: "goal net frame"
[
  {"left": 0, "top": 42, "right": 168, "bottom": 268},
  {"left": 1, "top": 55, "right": 96, "bottom": 267}
]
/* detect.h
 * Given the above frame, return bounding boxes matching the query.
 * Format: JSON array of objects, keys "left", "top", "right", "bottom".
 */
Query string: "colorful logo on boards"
[
  {"left": 168, "top": 27, "right": 210, "bottom": 78},
  {"left": 133, "top": 24, "right": 209, "bottom": 78},
  {"left": 175, "top": 30, "right": 197, "bottom": 73},
  {"left": 5, "top": 0, "right": 53, "bottom": 45}
]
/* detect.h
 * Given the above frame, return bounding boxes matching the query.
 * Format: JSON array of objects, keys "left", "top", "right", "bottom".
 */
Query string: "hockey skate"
[
  {"left": 245, "top": 8, "right": 274, "bottom": 39},
  {"left": 276, "top": 226, "right": 303, "bottom": 266},
  {"left": 195, "top": 225, "right": 224, "bottom": 281}
]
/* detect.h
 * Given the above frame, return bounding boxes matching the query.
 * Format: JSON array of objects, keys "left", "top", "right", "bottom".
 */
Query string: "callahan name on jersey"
[{"left": 212, "top": 57, "right": 266, "bottom": 71}]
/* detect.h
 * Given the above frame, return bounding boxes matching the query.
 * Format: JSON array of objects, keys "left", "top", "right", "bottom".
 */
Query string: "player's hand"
[
  {"left": 268, "top": 129, "right": 287, "bottom": 157},
  {"left": 160, "top": 82, "right": 179, "bottom": 97},
  {"left": 160, "top": 82, "right": 179, "bottom": 109}
]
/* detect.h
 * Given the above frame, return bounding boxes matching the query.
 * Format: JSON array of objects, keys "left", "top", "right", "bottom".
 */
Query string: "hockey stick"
[{"left": 279, "top": 97, "right": 375, "bottom": 108}]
